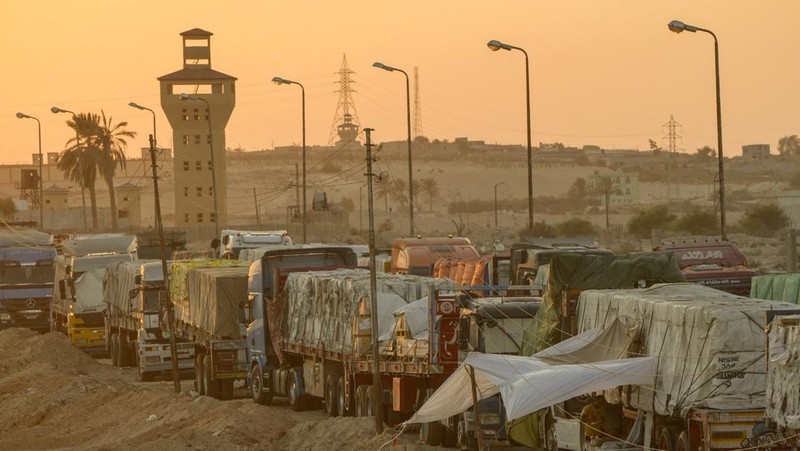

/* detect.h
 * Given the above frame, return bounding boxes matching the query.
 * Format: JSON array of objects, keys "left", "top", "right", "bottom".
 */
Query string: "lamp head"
[
  {"left": 272, "top": 76, "right": 287, "bottom": 85},
  {"left": 668, "top": 20, "right": 697, "bottom": 33},
  {"left": 372, "top": 62, "right": 394, "bottom": 72},
  {"left": 50, "top": 107, "right": 62, "bottom": 114},
  {"left": 487, "top": 39, "right": 510, "bottom": 51},
  {"left": 180, "top": 93, "right": 199, "bottom": 101},
  {"left": 128, "top": 102, "right": 144, "bottom": 110},
  {"left": 16, "top": 112, "right": 27, "bottom": 119}
]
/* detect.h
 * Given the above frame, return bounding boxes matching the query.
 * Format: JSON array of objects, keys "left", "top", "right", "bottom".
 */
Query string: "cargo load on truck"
[
  {"left": 103, "top": 260, "right": 195, "bottom": 380},
  {"left": 750, "top": 273, "right": 800, "bottom": 304},
  {"left": 764, "top": 314, "right": 800, "bottom": 447},
  {"left": 52, "top": 234, "right": 138, "bottom": 352},
  {"left": 170, "top": 261, "right": 251, "bottom": 400}
]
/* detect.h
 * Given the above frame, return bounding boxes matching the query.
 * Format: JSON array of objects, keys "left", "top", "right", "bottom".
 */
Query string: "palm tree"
[
  {"left": 418, "top": 177, "right": 440, "bottom": 211},
  {"left": 593, "top": 175, "right": 622, "bottom": 229},
  {"left": 373, "top": 177, "right": 392, "bottom": 212},
  {"left": 96, "top": 111, "right": 135, "bottom": 232},
  {"left": 389, "top": 178, "right": 408, "bottom": 208},
  {"left": 57, "top": 113, "right": 102, "bottom": 229}
]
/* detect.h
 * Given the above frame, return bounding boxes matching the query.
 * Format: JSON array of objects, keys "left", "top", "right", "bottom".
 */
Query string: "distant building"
[
  {"left": 139, "top": 147, "right": 172, "bottom": 160},
  {"left": 742, "top": 144, "right": 770, "bottom": 160},
  {"left": 588, "top": 170, "right": 639, "bottom": 206}
]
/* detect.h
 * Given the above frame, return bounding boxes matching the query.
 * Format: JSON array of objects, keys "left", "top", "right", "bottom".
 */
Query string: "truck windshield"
[
  {"left": 0, "top": 262, "right": 54, "bottom": 285},
  {"left": 143, "top": 289, "right": 161, "bottom": 312}
]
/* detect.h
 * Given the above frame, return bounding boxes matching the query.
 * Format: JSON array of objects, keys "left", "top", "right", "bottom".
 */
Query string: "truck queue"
[{"left": 0, "top": 227, "right": 798, "bottom": 450}]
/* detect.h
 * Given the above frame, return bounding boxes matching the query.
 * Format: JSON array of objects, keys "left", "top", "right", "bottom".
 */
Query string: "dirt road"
[{"left": 0, "top": 328, "right": 433, "bottom": 450}]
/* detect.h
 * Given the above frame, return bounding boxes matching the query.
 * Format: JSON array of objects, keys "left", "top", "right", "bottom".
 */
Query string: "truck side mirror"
[
  {"left": 222, "top": 235, "right": 230, "bottom": 245},
  {"left": 129, "top": 288, "right": 139, "bottom": 299},
  {"left": 65, "top": 265, "right": 72, "bottom": 275},
  {"left": 458, "top": 316, "right": 470, "bottom": 352},
  {"left": 58, "top": 280, "right": 68, "bottom": 300},
  {"left": 134, "top": 274, "right": 142, "bottom": 285}
]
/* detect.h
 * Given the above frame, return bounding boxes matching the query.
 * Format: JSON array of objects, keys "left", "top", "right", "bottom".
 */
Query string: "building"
[
  {"left": 588, "top": 170, "right": 639, "bottom": 206},
  {"left": 158, "top": 28, "right": 236, "bottom": 239},
  {"left": 742, "top": 144, "right": 770, "bottom": 160}
]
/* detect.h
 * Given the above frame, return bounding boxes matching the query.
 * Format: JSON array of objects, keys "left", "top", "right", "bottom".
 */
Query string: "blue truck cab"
[
  {"left": 246, "top": 246, "right": 357, "bottom": 405},
  {"left": 0, "top": 246, "right": 57, "bottom": 332}
]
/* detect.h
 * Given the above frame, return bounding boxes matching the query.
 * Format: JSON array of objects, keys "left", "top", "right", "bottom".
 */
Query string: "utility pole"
[
  {"left": 253, "top": 188, "right": 260, "bottom": 226},
  {"left": 364, "top": 128, "right": 384, "bottom": 434},
  {"left": 295, "top": 163, "right": 300, "bottom": 221},
  {"left": 147, "top": 134, "right": 180, "bottom": 393}
]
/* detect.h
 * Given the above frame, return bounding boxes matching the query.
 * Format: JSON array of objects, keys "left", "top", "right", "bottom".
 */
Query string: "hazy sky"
[{"left": 2, "top": 1, "right": 798, "bottom": 165}]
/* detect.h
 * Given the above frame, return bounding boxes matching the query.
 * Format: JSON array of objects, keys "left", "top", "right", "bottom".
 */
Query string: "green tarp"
[
  {"left": 751, "top": 274, "right": 800, "bottom": 304},
  {"left": 511, "top": 252, "right": 685, "bottom": 448}
]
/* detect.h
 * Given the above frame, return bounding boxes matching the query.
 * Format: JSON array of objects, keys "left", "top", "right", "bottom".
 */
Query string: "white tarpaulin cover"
[
  {"left": 407, "top": 319, "right": 639, "bottom": 424},
  {"left": 766, "top": 315, "right": 800, "bottom": 429},
  {"left": 72, "top": 268, "right": 106, "bottom": 314},
  {"left": 275, "top": 269, "right": 441, "bottom": 356},
  {"left": 500, "top": 357, "right": 656, "bottom": 421},
  {"left": 578, "top": 283, "right": 800, "bottom": 416},
  {"left": 103, "top": 260, "right": 162, "bottom": 314}
]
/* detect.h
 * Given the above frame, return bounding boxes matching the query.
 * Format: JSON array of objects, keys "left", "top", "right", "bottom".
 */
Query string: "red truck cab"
[{"left": 653, "top": 239, "right": 756, "bottom": 296}]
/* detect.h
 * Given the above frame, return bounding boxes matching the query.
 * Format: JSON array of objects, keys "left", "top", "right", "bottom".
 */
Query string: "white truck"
[
  {"left": 170, "top": 261, "right": 251, "bottom": 399},
  {"left": 52, "top": 234, "right": 137, "bottom": 353},
  {"left": 219, "top": 229, "right": 292, "bottom": 259},
  {"left": 103, "top": 260, "right": 195, "bottom": 381}
]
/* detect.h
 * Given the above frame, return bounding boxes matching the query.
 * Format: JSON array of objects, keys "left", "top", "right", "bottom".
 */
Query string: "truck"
[
  {"left": 246, "top": 247, "right": 458, "bottom": 433},
  {"left": 390, "top": 237, "right": 479, "bottom": 276},
  {"left": 219, "top": 229, "right": 292, "bottom": 259},
  {"left": 0, "top": 229, "right": 57, "bottom": 332},
  {"left": 508, "top": 236, "right": 612, "bottom": 286},
  {"left": 52, "top": 234, "right": 138, "bottom": 353},
  {"left": 102, "top": 260, "right": 195, "bottom": 381},
  {"left": 170, "top": 260, "right": 251, "bottom": 399},
  {"left": 654, "top": 238, "right": 756, "bottom": 296},
  {"left": 760, "top": 314, "right": 800, "bottom": 449},
  {"left": 515, "top": 252, "right": 796, "bottom": 450}
]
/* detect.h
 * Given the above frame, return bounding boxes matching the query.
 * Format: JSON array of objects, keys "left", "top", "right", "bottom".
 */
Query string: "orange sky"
[{"left": 2, "top": 1, "right": 798, "bottom": 165}]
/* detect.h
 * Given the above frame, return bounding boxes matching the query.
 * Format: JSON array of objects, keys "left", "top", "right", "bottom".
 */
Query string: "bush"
[
  {"left": 673, "top": 207, "right": 717, "bottom": 235},
  {"left": 556, "top": 218, "right": 596, "bottom": 237},
  {"left": 0, "top": 198, "right": 16, "bottom": 217},
  {"left": 739, "top": 203, "right": 790, "bottom": 237},
  {"left": 627, "top": 205, "right": 676, "bottom": 239}
]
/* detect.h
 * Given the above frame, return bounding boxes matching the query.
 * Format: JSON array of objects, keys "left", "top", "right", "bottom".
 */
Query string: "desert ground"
[{"left": 0, "top": 328, "right": 439, "bottom": 451}]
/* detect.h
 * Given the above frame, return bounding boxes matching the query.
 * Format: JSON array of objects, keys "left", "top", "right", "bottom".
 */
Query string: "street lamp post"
[
  {"left": 16, "top": 112, "right": 44, "bottom": 230},
  {"left": 487, "top": 39, "right": 534, "bottom": 233},
  {"left": 668, "top": 20, "right": 727, "bottom": 241},
  {"left": 179, "top": 94, "right": 219, "bottom": 237},
  {"left": 128, "top": 102, "right": 159, "bottom": 228},
  {"left": 494, "top": 182, "right": 505, "bottom": 227},
  {"left": 372, "top": 62, "right": 415, "bottom": 237},
  {"left": 51, "top": 107, "right": 88, "bottom": 232},
  {"left": 272, "top": 77, "right": 307, "bottom": 243}
]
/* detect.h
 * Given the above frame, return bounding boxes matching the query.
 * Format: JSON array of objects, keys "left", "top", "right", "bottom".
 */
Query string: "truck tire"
[
  {"left": 354, "top": 385, "right": 367, "bottom": 417},
  {"left": 288, "top": 368, "right": 303, "bottom": 411},
  {"left": 194, "top": 353, "right": 206, "bottom": 395},
  {"left": 250, "top": 364, "right": 272, "bottom": 405},
  {"left": 324, "top": 373, "right": 339, "bottom": 417},
  {"left": 676, "top": 431, "right": 690, "bottom": 451},
  {"left": 204, "top": 354, "right": 221, "bottom": 399},
  {"left": 658, "top": 427, "right": 676, "bottom": 451},
  {"left": 336, "top": 375, "right": 351, "bottom": 417},
  {"left": 118, "top": 333, "right": 131, "bottom": 367},
  {"left": 110, "top": 334, "right": 119, "bottom": 367}
]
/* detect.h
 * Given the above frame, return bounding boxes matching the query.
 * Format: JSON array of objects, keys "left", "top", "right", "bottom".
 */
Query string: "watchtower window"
[
  {"left": 184, "top": 213, "right": 190, "bottom": 224},
  {"left": 196, "top": 160, "right": 202, "bottom": 170},
  {"left": 196, "top": 187, "right": 202, "bottom": 197},
  {"left": 182, "top": 135, "right": 190, "bottom": 145},
  {"left": 197, "top": 213, "right": 204, "bottom": 223},
  {"left": 182, "top": 109, "right": 189, "bottom": 121},
  {"left": 194, "top": 135, "right": 201, "bottom": 145},
  {"left": 183, "top": 161, "right": 189, "bottom": 171},
  {"left": 193, "top": 108, "right": 200, "bottom": 121}
]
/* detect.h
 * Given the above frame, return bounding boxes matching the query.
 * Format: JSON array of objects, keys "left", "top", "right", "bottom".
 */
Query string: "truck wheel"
[
  {"left": 220, "top": 380, "right": 234, "bottom": 400},
  {"left": 250, "top": 364, "right": 272, "bottom": 405},
  {"left": 676, "top": 431, "right": 690, "bottom": 451},
  {"left": 194, "top": 353, "right": 206, "bottom": 395},
  {"left": 336, "top": 375, "right": 351, "bottom": 417},
  {"left": 110, "top": 334, "right": 119, "bottom": 367},
  {"left": 288, "top": 369, "right": 304, "bottom": 411},
  {"left": 204, "top": 354, "right": 221, "bottom": 399},
  {"left": 118, "top": 334, "right": 131, "bottom": 367},
  {"left": 354, "top": 385, "right": 367, "bottom": 417},
  {"left": 324, "top": 373, "right": 339, "bottom": 417},
  {"left": 658, "top": 427, "right": 676, "bottom": 451}
]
